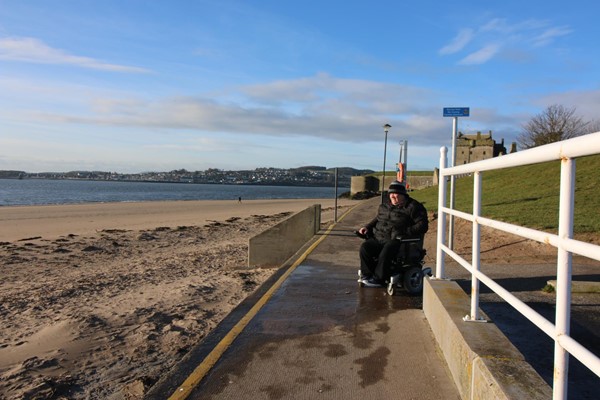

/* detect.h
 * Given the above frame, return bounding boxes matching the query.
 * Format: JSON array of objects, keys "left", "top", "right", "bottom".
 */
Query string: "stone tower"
[{"left": 455, "top": 131, "right": 512, "bottom": 165}]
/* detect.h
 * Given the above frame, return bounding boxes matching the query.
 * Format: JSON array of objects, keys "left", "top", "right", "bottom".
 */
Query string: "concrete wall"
[
  {"left": 350, "top": 175, "right": 434, "bottom": 194},
  {"left": 350, "top": 176, "right": 379, "bottom": 194},
  {"left": 423, "top": 278, "right": 552, "bottom": 400},
  {"left": 406, "top": 175, "right": 434, "bottom": 190},
  {"left": 248, "top": 204, "right": 321, "bottom": 268},
  {"left": 432, "top": 168, "right": 439, "bottom": 186}
]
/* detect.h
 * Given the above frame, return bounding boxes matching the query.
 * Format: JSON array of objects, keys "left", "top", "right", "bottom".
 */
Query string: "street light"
[{"left": 381, "top": 123, "right": 391, "bottom": 202}]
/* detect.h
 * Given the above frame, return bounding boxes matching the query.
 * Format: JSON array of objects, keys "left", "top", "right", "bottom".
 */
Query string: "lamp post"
[{"left": 381, "top": 124, "right": 391, "bottom": 202}]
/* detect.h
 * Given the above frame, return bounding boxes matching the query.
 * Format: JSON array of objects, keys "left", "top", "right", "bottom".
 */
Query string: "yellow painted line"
[{"left": 168, "top": 205, "right": 358, "bottom": 399}]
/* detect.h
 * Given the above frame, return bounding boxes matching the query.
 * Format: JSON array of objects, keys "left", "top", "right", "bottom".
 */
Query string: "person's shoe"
[{"left": 362, "top": 277, "right": 383, "bottom": 287}]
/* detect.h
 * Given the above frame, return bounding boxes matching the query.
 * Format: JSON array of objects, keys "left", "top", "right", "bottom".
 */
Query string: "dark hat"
[{"left": 388, "top": 181, "right": 407, "bottom": 195}]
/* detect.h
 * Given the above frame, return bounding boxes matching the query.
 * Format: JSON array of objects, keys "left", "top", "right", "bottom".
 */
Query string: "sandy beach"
[
  {"left": 0, "top": 198, "right": 354, "bottom": 243},
  {"left": 0, "top": 198, "right": 356, "bottom": 399}
]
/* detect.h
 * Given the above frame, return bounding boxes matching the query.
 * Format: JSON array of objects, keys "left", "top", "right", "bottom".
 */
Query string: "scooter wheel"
[
  {"left": 357, "top": 270, "right": 364, "bottom": 287},
  {"left": 403, "top": 266, "right": 424, "bottom": 294}
]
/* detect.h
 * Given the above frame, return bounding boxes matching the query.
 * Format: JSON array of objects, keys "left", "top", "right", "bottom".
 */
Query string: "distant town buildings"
[{"left": 0, "top": 166, "right": 373, "bottom": 187}]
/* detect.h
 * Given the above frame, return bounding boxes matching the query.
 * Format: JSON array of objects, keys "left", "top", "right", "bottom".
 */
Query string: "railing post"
[
  {"left": 553, "top": 157, "right": 575, "bottom": 400},
  {"left": 435, "top": 147, "right": 448, "bottom": 279},
  {"left": 467, "top": 171, "right": 482, "bottom": 321},
  {"left": 448, "top": 116, "right": 458, "bottom": 250}
]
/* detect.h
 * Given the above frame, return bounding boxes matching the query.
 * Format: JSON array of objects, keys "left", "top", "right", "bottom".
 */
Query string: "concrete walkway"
[{"left": 148, "top": 199, "right": 460, "bottom": 399}]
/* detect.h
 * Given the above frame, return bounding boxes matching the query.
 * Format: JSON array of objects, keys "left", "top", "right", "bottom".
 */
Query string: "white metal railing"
[{"left": 435, "top": 131, "right": 600, "bottom": 400}]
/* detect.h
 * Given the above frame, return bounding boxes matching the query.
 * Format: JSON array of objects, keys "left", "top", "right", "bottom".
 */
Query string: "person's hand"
[{"left": 354, "top": 227, "right": 369, "bottom": 239}]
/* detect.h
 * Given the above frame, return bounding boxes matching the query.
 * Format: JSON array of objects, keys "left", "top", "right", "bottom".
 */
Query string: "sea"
[{"left": 0, "top": 179, "right": 349, "bottom": 207}]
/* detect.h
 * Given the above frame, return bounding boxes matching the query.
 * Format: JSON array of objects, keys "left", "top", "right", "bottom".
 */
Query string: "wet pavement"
[
  {"left": 147, "top": 199, "right": 460, "bottom": 399},
  {"left": 146, "top": 197, "right": 600, "bottom": 399}
]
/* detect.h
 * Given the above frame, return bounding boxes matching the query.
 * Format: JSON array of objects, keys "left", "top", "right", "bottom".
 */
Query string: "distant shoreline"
[
  {"left": 1, "top": 179, "right": 349, "bottom": 207},
  {"left": 0, "top": 166, "right": 373, "bottom": 188},
  {"left": 0, "top": 176, "right": 343, "bottom": 188}
]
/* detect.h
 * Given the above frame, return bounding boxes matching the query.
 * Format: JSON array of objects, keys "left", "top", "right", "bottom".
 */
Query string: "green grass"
[
  {"left": 409, "top": 154, "right": 600, "bottom": 235},
  {"left": 542, "top": 284, "right": 556, "bottom": 293},
  {"left": 368, "top": 170, "right": 434, "bottom": 177},
  {"left": 406, "top": 170, "right": 434, "bottom": 176}
]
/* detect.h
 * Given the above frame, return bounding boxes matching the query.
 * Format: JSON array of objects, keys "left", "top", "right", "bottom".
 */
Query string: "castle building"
[{"left": 455, "top": 131, "right": 516, "bottom": 165}]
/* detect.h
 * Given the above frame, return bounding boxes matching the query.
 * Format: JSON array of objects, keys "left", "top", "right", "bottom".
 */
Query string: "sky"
[{"left": 1, "top": 0, "right": 598, "bottom": 173}]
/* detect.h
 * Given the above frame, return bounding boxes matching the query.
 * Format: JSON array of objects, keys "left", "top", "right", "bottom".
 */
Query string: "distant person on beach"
[
  {"left": 356, "top": 181, "right": 428, "bottom": 287},
  {"left": 238, "top": 196, "right": 242, "bottom": 203}
]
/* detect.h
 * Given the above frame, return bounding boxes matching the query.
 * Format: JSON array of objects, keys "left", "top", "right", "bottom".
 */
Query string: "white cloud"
[
  {"left": 480, "top": 18, "right": 511, "bottom": 33},
  {"left": 531, "top": 26, "right": 572, "bottom": 47},
  {"left": 10, "top": 73, "right": 439, "bottom": 143},
  {"left": 458, "top": 44, "right": 500, "bottom": 65},
  {"left": 535, "top": 88, "right": 600, "bottom": 122},
  {"left": 143, "top": 137, "right": 231, "bottom": 152},
  {"left": 440, "top": 17, "right": 572, "bottom": 65},
  {"left": 0, "top": 36, "right": 150, "bottom": 73},
  {"left": 439, "top": 29, "right": 474, "bottom": 55}
]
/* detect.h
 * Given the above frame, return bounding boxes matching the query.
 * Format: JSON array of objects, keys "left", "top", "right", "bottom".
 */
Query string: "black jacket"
[{"left": 365, "top": 196, "right": 428, "bottom": 242}]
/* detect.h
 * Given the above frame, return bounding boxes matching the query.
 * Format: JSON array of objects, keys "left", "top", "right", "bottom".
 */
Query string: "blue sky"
[{"left": 1, "top": 0, "right": 598, "bottom": 173}]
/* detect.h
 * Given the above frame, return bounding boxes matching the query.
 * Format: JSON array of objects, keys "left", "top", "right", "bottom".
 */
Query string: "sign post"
[{"left": 443, "top": 107, "right": 470, "bottom": 250}]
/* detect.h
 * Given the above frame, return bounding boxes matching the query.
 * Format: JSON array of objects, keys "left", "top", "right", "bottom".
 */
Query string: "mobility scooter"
[{"left": 356, "top": 231, "right": 431, "bottom": 295}]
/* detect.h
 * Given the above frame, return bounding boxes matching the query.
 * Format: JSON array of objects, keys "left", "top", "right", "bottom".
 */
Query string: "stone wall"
[
  {"left": 350, "top": 176, "right": 379, "bottom": 194},
  {"left": 350, "top": 175, "right": 435, "bottom": 194},
  {"left": 423, "top": 278, "right": 551, "bottom": 400},
  {"left": 248, "top": 204, "right": 321, "bottom": 268}
]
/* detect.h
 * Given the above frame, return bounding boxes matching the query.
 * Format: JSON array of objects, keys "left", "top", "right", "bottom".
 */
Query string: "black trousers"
[{"left": 359, "top": 238, "right": 403, "bottom": 281}]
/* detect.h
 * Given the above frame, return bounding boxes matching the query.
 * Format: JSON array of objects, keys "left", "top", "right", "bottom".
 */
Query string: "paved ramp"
[{"left": 148, "top": 199, "right": 460, "bottom": 399}]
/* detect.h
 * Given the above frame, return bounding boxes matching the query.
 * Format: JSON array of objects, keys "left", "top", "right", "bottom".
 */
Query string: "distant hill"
[
  {"left": 291, "top": 166, "right": 375, "bottom": 176},
  {"left": 293, "top": 166, "right": 327, "bottom": 171},
  {"left": 325, "top": 167, "right": 375, "bottom": 176},
  {"left": 1, "top": 166, "right": 375, "bottom": 177},
  {"left": 0, "top": 166, "right": 375, "bottom": 187},
  {"left": 0, "top": 170, "right": 26, "bottom": 179}
]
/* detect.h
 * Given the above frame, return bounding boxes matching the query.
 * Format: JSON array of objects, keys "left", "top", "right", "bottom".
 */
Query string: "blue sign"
[{"left": 443, "top": 107, "right": 470, "bottom": 117}]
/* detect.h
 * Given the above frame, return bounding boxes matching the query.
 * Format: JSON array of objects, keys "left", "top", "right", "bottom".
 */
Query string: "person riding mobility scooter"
[
  {"left": 356, "top": 231, "right": 431, "bottom": 295},
  {"left": 356, "top": 181, "right": 431, "bottom": 295}
]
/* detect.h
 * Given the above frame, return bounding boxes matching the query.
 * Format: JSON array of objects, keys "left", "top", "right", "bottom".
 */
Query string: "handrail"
[{"left": 435, "top": 131, "right": 600, "bottom": 400}]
